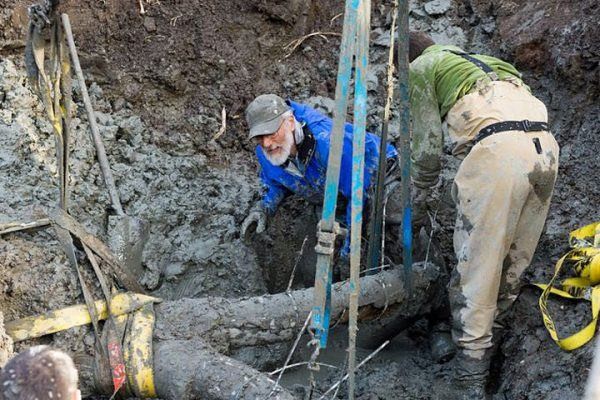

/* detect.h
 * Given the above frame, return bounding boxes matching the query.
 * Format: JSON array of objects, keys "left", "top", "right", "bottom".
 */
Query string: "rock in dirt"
[
  {"left": 424, "top": 0, "right": 452, "bottom": 16},
  {"left": 143, "top": 16, "right": 157, "bottom": 32}
]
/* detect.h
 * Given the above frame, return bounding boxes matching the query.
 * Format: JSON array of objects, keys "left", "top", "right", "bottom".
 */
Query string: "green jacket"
[{"left": 409, "top": 44, "right": 524, "bottom": 189}]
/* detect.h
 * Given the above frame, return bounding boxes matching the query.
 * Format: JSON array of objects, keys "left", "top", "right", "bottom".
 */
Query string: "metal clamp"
[{"left": 315, "top": 221, "right": 342, "bottom": 256}]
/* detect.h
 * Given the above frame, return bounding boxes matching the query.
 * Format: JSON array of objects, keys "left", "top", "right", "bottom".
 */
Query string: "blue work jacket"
[{"left": 256, "top": 100, "right": 397, "bottom": 257}]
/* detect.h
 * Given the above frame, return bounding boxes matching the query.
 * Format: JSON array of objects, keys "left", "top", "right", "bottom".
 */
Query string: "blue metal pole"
[
  {"left": 366, "top": 0, "right": 398, "bottom": 275},
  {"left": 311, "top": 0, "right": 360, "bottom": 349},
  {"left": 348, "top": 0, "right": 370, "bottom": 397},
  {"left": 397, "top": 0, "right": 412, "bottom": 291}
]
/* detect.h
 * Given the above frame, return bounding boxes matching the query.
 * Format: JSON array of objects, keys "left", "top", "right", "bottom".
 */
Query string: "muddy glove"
[{"left": 241, "top": 205, "right": 267, "bottom": 238}]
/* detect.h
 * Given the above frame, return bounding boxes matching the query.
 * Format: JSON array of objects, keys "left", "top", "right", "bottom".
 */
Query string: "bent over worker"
[
  {"left": 240, "top": 94, "right": 399, "bottom": 262},
  {"left": 407, "top": 33, "right": 559, "bottom": 397}
]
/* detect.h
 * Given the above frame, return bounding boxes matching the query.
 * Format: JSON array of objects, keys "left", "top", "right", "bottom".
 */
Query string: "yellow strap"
[
  {"left": 534, "top": 283, "right": 582, "bottom": 300},
  {"left": 570, "top": 221, "right": 600, "bottom": 248},
  {"left": 537, "top": 251, "right": 600, "bottom": 350},
  {"left": 558, "top": 286, "right": 600, "bottom": 350},
  {"left": 125, "top": 303, "right": 157, "bottom": 398},
  {"left": 534, "top": 222, "right": 600, "bottom": 351},
  {"left": 562, "top": 277, "right": 593, "bottom": 299},
  {"left": 5, "top": 292, "right": 160, "bottom": 342},
  {"left": 588, "top": 254, "right": 600, "bottom": 284},
  {"left": 565, "top": 248, "right": 600, "bottom": 285}
]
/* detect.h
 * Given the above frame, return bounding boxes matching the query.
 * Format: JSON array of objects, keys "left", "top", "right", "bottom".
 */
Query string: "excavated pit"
[{"left": 0, "top": 0, "right": 599, "bottom": 399}]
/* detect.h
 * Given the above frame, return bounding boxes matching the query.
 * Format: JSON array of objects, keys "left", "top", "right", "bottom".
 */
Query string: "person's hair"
[
  {"left": 0, "top": 346, "right": 79, "bottom": 400},
  {"left": 276, "top": 110, "right": 304, "bottom": 144},
  {"left": 395, "top": 32, "right": 436, "bottom": 65},
  {"left": 280, "top": 110, "right": 294, "bottom": 123},
  {"left": 409, "top": 32, "right": 435, "bottom": 62}
]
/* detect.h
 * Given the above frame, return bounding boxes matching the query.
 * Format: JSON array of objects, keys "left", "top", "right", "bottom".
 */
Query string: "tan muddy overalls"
[{"left": 446, "top": 76, "right": 559, "bottom": 361}]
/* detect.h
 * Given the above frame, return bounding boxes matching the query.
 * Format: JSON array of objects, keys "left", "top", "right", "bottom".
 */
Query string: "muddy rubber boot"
[
  {"left": 430, "top": 331, "right": 456, "bottom": 364},
  {"left": 448, "top": 350, "right": 491, "bottom": 400}
]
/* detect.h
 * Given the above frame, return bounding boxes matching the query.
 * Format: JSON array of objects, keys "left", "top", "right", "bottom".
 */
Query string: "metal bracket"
[
  {"left": 311, "top": 220, "right": 344, "bottom": 349},
  {"left": 314, "top": 220, "right": 342, "bottom": 256}
]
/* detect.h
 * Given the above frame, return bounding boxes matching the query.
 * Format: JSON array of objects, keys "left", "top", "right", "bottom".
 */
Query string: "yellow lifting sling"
[
  {"left": 5, "top": 292, "right": 159, "bottom": 398},
  {"left": 535, "top": 221, "right": 600, "bottom": 351}
]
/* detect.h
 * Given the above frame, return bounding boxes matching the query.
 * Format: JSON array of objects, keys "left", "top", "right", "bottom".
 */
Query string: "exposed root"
[{"left": 283, "top": 31, "right": 342, "bottom": 59}]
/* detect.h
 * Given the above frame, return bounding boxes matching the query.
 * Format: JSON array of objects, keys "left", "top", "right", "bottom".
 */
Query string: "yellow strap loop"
[
  {"left": 570, "top": 222, "right": 600, "bottom": 248},
  {"left": 536, "top": 222, "right": 600, "bottom": 351},
  {"left": 5, "top": 292, "right": 160, "bottom": 342},
  {"left": 125, "top": 303, "right": 157, "bottom": 398},
  {"left": 557, "top": 287, "right": 600, "bottom": 351},
  {"left": 588, "top": 254, "right": 600, "bottom": 284},
  {"left": 534, "top": 283, "right": 583, "bottom": 300},
  {"left": 6, "top": 293, "right": 159, "bottom": 398}
]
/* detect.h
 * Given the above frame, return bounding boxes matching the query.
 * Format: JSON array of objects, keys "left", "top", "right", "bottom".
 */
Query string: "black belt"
[{"left": 473, "top": 120, "right": 548, "bottom": 144}]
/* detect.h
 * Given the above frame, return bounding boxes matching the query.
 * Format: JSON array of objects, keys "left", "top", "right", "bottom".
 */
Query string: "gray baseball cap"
[{"left": 245, "top": 94, "right": 291, "bottom": 139}]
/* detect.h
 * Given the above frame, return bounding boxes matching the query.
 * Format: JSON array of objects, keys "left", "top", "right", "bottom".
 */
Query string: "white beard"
[{"left": 264, "top": 130, "right": 294, "bottom": 166}]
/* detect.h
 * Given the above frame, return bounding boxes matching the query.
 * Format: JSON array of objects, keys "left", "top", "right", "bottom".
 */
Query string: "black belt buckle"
[{"left": 522, "top": 119, "right": 532, "bottom": 132}]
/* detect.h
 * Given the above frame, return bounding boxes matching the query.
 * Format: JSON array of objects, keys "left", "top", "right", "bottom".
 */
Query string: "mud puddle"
[{"left": 278, "top": 322, "right": 450, "bottom": 399}]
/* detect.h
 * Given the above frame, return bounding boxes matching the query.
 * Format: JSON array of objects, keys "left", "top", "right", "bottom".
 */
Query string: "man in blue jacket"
[
  {"left": 240, "top": 94, "right": 399, "bottom": 261},
  {"left": 241, "top": 93, "right": 455, "bottom": 363}
]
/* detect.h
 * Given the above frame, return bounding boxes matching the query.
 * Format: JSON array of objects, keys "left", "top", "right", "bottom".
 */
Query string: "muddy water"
[
  {"left": 277, "top": 329, "right": 401, "bottom": 385},
  {"left": 278, "top": 326, "right": 455, "bottom": 399}
]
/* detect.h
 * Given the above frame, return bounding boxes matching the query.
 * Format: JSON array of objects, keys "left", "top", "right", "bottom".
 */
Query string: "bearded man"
[
  {"left": 241, "top": 94, "right": 456, "bottom": 363},
  {"left": 240, "top": 94, "right": 399, "bottom": 263}
]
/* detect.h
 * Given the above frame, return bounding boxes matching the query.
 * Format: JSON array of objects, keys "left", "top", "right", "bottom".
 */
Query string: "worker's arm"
[
  {"left": 409, "top": 57, "right": 443, "bottom": 230},
  {"left": 409, "top": 58, "right": 443, "bottom": 190},
  {"left": 288, "top": 100, "right": 359, "bottom": 143},
  {"left": 241, "top": 148, "right": 290, "bottom": 237},
  {"left": 258, "top": 168, "right": 289, "bottom": 216}
]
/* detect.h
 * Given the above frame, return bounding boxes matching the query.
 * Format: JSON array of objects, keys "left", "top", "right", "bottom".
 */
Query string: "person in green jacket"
[{"left": 407, "top": 32, "right": 559, "bottom": 397}]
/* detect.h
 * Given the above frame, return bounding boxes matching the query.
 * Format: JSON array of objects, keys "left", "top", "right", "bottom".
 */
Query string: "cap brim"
[{"left": 248, "top": 116, "right": 282, "bottom": 139}]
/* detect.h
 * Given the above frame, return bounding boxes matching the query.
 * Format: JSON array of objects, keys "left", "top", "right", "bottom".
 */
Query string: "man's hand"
[{"left": 240, "top": 208, "right": 267, "bottom": 238}]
